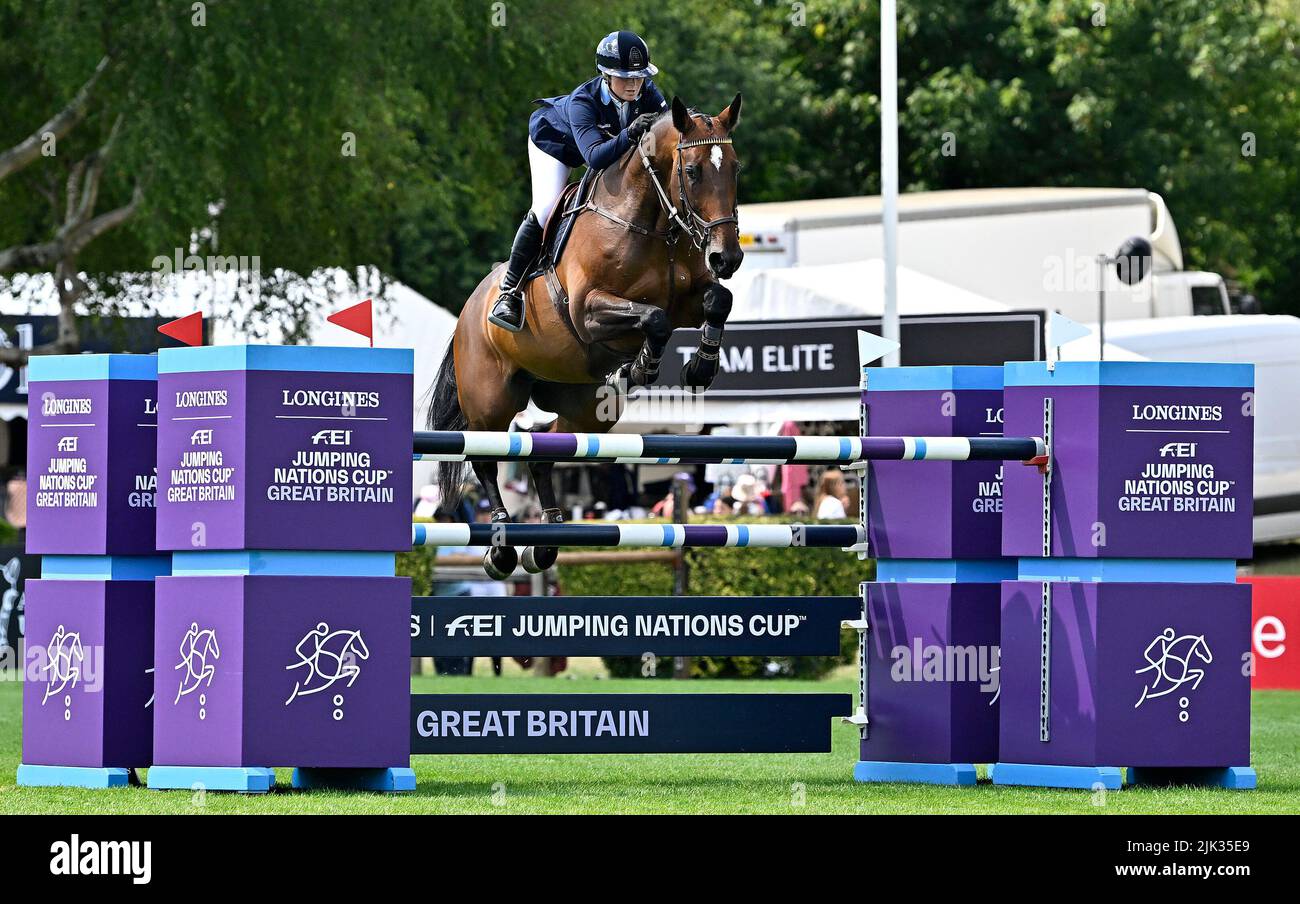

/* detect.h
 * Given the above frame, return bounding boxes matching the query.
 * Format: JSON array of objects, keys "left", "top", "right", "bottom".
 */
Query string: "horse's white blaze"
[{"left": 711, "top": 144, "right": 723, "bottom": 171}]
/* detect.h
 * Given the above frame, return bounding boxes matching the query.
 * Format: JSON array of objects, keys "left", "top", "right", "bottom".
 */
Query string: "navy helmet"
[{"left": 595, "top": 30, "right": 658, "bottom": 79}]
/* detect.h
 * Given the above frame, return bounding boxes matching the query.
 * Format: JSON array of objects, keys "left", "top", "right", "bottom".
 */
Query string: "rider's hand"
[{"left": 626, "top": 112, "right": 658, "bottom": 144}]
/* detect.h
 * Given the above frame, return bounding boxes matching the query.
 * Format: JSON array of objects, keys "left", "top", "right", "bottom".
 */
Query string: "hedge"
[{"left": 402, "top": 518, "right": 871, "bottom": 680}]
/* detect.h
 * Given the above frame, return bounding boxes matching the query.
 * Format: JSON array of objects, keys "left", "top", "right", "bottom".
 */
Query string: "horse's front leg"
[
  {"left": 681, "top": 282, "right": 731, "bottom": 392},
  {"left": 582, "top": 291, "right": 672, "bottom": 389}
]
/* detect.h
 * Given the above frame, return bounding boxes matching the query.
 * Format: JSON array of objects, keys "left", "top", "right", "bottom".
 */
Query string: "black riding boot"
[{"left": 490, "top": 211, "right": 545, "bottom": 332}]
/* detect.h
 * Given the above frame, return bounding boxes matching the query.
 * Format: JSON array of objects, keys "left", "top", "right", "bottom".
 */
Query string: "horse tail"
[{"left": 426, "top": 337, "right": 469, "bottom": 511}]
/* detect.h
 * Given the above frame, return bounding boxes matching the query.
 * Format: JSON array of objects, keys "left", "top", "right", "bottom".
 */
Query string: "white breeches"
[{"left": 528, "top": 138, "right": 572, "bottom": 227}]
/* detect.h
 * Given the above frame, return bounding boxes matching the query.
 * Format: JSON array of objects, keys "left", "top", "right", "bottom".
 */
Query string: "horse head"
[
  {"left": 1192, "top": 635, "right": 1213, "bottom": 664},
  {"left": 647, "top": 94, "right": 745, "bottom": 279}
]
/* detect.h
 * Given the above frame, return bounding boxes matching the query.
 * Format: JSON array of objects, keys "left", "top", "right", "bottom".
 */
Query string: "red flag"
[
  {"left": 328, "top": 298, "right": 373, "bottom": 346},
  {"left": 158, "top": 311, "right": 204, "bottom": 347}
]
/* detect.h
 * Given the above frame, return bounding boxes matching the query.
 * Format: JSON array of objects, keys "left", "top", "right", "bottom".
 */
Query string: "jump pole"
[{"left": 412, "top": 430, "right": 1046, "bottom": 465}]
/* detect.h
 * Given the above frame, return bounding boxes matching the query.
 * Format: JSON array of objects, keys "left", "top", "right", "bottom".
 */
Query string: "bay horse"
[{"left": 426, "top": 94, "right": 744, "bottom": 578}]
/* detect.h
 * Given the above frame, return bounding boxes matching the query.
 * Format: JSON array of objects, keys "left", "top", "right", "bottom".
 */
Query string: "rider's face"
[{"left": 609, "top": 76, "right": 644, "bottom": 101}]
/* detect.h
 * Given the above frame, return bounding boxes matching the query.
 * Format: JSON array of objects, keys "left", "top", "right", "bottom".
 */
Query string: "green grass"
[{"left": 0, "top": 675, "right": 1297, "bottom": 814}]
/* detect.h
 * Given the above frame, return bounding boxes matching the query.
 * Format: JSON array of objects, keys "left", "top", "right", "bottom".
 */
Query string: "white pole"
[{"left": 880, "top": 0, "right": 900, "bottom": 367}]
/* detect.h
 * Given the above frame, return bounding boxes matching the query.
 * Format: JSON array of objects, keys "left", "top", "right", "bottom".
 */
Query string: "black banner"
[
  {"left": 410, "top": 595, "right": 860, "bottom": 657},
  {"left": 0, "top": 546, "right": 35, "bottom": 668},
  {"left": 653, "top": 312, "right": 1044, "bottom": 397},
  {"left": 410, "top": 693, "right": 852, "bottom": 754}
]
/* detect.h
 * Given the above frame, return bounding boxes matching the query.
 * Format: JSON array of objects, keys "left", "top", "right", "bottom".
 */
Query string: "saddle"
[
  {"left": 523, "top": 166, "right": 602, "bottom": 286},
  {"left": 519, "top": 168, "right": 606, "bottom": 336}
]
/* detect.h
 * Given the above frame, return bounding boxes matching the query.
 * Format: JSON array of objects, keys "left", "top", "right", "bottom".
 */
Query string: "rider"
[{"left": 489, "top": 30, "right": 668, "bottom": 332}]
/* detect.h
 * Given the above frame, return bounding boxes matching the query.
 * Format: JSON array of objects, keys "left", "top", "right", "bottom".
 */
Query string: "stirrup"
[{"left": 488, "top": 290, "right": 525, "bottom": 333}]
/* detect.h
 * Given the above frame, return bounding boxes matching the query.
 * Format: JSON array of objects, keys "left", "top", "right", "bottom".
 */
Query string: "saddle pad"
[{"left": 526, "top": 166, "right": 602, "bottom": 282}]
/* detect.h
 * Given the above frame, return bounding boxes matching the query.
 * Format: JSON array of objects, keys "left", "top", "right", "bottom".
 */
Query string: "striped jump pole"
[
  {"left": 412, "top": 431, "right": 1047, "bottom": 465},
  {"left": 411, "top": 522, "right": 865, "bottom": 550}
]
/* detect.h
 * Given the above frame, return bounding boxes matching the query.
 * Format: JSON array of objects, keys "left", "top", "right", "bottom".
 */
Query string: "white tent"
[
  {"left": 729, "top": 258, "right": 1010, "bottom": 321},
  {"left": 0, "top": 269, "right": 458, "bottom": 430}
]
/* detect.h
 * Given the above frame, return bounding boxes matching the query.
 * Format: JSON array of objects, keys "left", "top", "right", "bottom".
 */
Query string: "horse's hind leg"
[
  {"left": 472, "top": 459, "right": 520, "bottom": 579},
  {"left": 453, "top": 299, "right": 534, "bottom": 578},
  {"left": 520, "top": 457, "right": 564, "bottom": 573},
  {"left": 521, "top": 383, "right": 612, "bottom": 574}
]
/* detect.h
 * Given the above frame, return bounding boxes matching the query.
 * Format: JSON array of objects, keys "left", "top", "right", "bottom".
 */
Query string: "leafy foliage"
[{"left": 2, "top": 0, "right": 1297, "bottom": 325}]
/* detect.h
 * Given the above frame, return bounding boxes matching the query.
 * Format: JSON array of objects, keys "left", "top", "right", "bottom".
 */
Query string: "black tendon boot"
[{"left": 489, "top": 211, "right": 545, "bottom": 332}]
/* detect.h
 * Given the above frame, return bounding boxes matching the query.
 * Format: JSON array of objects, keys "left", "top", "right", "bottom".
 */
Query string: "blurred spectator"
[
  {"left": 777, "top": 421, "right": 808, "bottom": 516},
  {"left": 814, "top": 469, "right": 850, "bottom": 519},
  {"left": 4, "top": 475, "right": 25, "bottom": 528},
  {"left": 730, "top": 474, "right": 767, "bottom": 516},
  {"left": 701, "top": 474, "right": 735, "bottom": 514}
]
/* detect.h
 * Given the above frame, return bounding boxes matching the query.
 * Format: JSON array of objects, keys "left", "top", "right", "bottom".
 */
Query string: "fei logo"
[
  {"left": 285, "top": 623, "right": 369, "bottom": 717},
  {"left": 446, "top": 614, "right": 504, "bottom": 637},
  {"left": 311, "top": 429, "right": 353, "bottom": 445},
  {"left": 1135, "top": 627, "right": 1212, "bottom": 721},
  {"left": 1158, "top": 442, "right": 1198, "bottom": 458}
]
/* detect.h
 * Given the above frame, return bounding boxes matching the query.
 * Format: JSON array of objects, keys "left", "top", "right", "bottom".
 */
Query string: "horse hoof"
[
  {"left": 521, "top": 546, "right": 558, "bottom": 573},
  {"left": 483, "top": 546, "right": 518, "bottom": 580},
  {"left": 604, "top": 364, "right": 632, "bottom": 392},
  {"left": 681, "top": 361, "right": 717, "bottom": 394}
]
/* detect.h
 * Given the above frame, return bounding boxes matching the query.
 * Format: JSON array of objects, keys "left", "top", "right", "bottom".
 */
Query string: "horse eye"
[{"left": 685, "top": 165, "right": 702, "bottom": 182}]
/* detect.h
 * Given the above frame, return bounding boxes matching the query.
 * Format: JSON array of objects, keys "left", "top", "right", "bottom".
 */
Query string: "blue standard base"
[
  {"left": 854, "top": 761, "right": 978, "bottom": 786},
  {"left": 291, "top": 767, "right": 416, "bottom": 793},
  {"left": 146, "top": 766, "right": 276, "bottom": 793},
  {"left": 17, "top": 764, "right": 137, "bottom": 789},
  {"left": 1129, "top": 766, "right": 1257, "bottom": 790},
  {"left": 991, "top": 763, "right": 1124, "bottom": 790}
]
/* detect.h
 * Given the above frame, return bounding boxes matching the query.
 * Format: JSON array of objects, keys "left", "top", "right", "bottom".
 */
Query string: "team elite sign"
[{"left": 653, "top": 313, "right": 1044, "bottom": 396}]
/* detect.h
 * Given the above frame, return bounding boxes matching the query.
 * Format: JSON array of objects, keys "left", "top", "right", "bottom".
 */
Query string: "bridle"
[
  {"left": 567, "top": 118, "right": 739, "bottom": 315},
  {"left": 637, "top": 133, "right": 739, "bottom": 251}
]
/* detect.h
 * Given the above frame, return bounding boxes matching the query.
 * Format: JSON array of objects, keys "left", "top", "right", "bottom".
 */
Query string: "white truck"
[{"left": 734, "top": 187, "right": 1233, "bottom": 324}]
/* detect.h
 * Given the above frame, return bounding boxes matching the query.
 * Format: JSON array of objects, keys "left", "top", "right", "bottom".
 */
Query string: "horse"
[{"left": 426, "top": 94, "right": 745, "bottom": 578}]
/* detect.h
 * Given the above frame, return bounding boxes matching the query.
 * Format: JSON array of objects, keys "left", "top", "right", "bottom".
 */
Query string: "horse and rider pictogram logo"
[
  {"left": 285, "top": 622, "right": 369, "bottom": 706},
  {"left": 41, "top": 624, "right": 83, "bottom": 706},
  {"left": 174, "top": 622, "right": 220, "bottom": 705},
  {"left": 1135, "top": 627, "right": 1213, "bottom": 714}
]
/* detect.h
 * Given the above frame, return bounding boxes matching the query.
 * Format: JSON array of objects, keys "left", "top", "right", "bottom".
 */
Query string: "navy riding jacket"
[{"left": 529, "top": 75, "right": 667, "bottom": 170}]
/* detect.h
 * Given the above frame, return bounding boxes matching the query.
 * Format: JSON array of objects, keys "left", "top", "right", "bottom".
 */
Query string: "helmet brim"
[{"left": 598, "top": 63, "right": 659, "bottom": 79}]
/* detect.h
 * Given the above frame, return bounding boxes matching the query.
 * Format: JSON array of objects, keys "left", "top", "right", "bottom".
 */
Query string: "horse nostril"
[{"left": 709, "top": 252, "right": 725, "bottom": 273}]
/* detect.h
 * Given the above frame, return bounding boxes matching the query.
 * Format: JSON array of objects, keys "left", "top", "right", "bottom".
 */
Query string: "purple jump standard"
[
  {"left": 148, "top": 345, "right": 416, "bottom": 793},
  {"left": 19, "top": 354, "right": 164, "bottom": 790},
  {"left": 854, "top": 366, "right": 1012, "bottom": 787},
  {"left": 992, "top": 361, "right": 1256, "bottom": 790}
]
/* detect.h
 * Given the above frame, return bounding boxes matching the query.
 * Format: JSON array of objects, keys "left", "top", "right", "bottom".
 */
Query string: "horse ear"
[
  {"left": 671, "top": 96, "right": 692, "bottom": 134},
  {"left": 719, "top": 92, "right": 743, "bottom": 131}
]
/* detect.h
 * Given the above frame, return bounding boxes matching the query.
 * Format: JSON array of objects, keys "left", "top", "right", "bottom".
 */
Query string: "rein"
[
  {"left": 567, "top": 123, "right": 737, "bottom": 326},
  {"left": 579, "top": 129, "right": 738, "bottom": 252}
]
